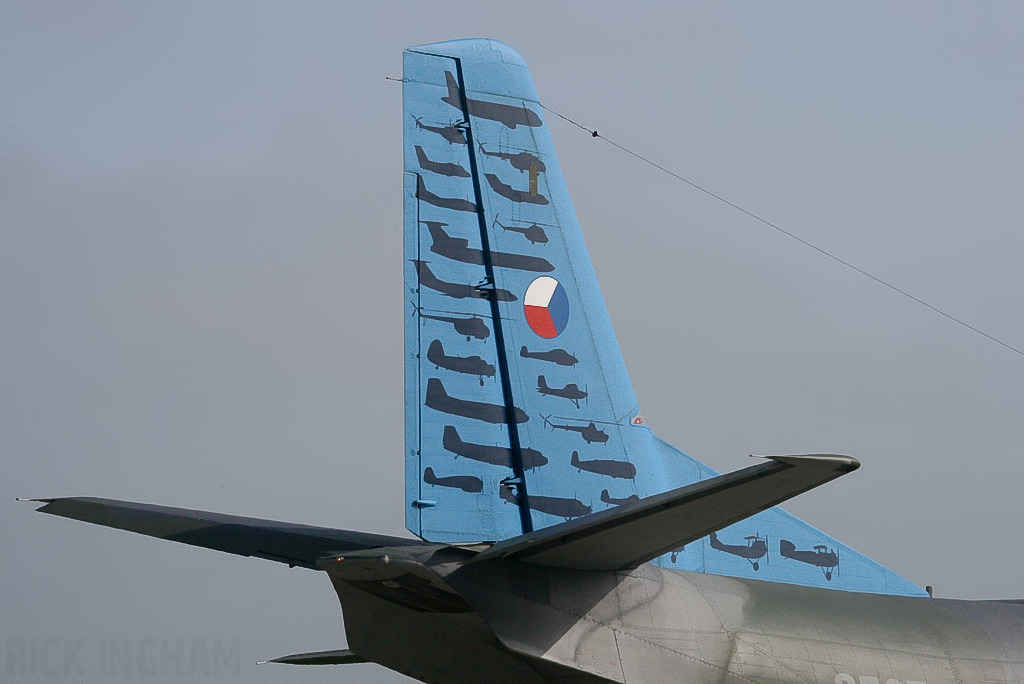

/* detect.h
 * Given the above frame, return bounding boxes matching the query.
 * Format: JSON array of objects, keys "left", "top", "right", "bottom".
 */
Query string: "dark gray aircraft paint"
[
  {"left": 442, "top": 70, "right": 542, "bottom": 129},
  {"left": 497, "top": 219, "right": 549, "bottom": 244},
  {"left": 414, "top": 116, "right": 467, "bottom": 145},
  {"left": 423, "top": 467, "right": 484, "bottom": 494},
  {"left": 499, "top": 485, "right": 592, "bottom": 519},
  {"left": 520, "top": 346, "right": 579, "bottom": 366},
  {"left": 442, "top": 425, "right": 548, "bottom": 470},
  {"left": 489, "top": 249, "right": 553, "bottom": 273},
  {"left": 710, "top": 531, "right": 769, "bottom": 571},
  {"left": 415, "top": 175, "right": 478, "bottom": 212},
  {"left": 415, "top": 306, "right": 491, "bottom": 340},
  {"left": 424, "top": 221, "right": 485, "bottom": 265},
  {"left": 415, "top": 145, "right": 471, "bottom": 177},
  {"left": 425, "top": 221, "right": 554, "bottom": 272},
  {"left": 537, "top": 375, "right": 588, "bottom": 408},
  {"left": 413, "top": 260, "right": 516, "bottom": 301},
  {"left": 30, "top": 498, "right": 417, "bottom": 571},
  {"left": 780, "top": 539, "right": 839, "bottom": 579},
  {"left": 542, "top": 416, "right": 609, "bottom": 444},
  {"left": 425, "top": 378, "right": 528, "bottom": 424},
  {"left": 570, "top": 450, "right": 636, "bottom": 480},
  {"left": 601, "top": 489, "right": 641, "bottom": 506},
  {"left": 479, "top": 143, "right": 547, "bottom": 173},
  {"left": 485, "top": 173, "right": 549, "bottom": 205},
  {"left": 426, "top": 339, "right": 495, "bottom": 381}
]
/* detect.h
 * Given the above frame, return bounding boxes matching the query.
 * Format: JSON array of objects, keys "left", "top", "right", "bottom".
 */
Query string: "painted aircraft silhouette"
[
  {"left": 570, "top": 450, "right": 636, "bottom": 479},
  {"left": 26, "top": 39, "right": 1023, "bottom": 683},
  {"left": 426, "top": 338, "right": 495, "bottom": 385},
  {"left": 541, "top": 415, "right": 610, "bottom": 444},
  {"left": 710, "top": 531, "right": 769, "bottom": 571},
  {"left": 601, "top": 488, "right": 641, "bottom": 506},
  {"left": 415, "top": 144, "right": 470, "bottom": 177},
  {"left": 413, "top": 115, "right": 466, "bottom": 145},
  {"left": 780, "top": 538, "right": 840, "bottom": 581},
  {"left": 425, "top": 220, "right": 554, "bottom": 272},
  {"left": 413, "top": 305, "right": 491, "bottom": 340},
  {"left": 496, "top": 218, "right": 548, "bottom": 244},
  {"left": 442, "top": 69, "right": 542, "bottom": 129},
  {"left": 478, "top": 142, "right": 546, "bottom": 173},
  {"left": 485, "top": 172, "right": 549, "bottom": 205},
  {"left": 442, "top": 424, "right": 548, "bottom": 470},
  {"left": 412, "top": 259, "right": 516, "bottom": 301},
  {"left": 519, "top": 345, "right": 578, "bottom": 366},
  {"left": 537, "top": 374, "right": 588, "bottom": 407}
]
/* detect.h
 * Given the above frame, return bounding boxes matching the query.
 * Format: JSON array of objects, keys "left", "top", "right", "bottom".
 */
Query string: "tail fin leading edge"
[{"left": 403, "top": 39, "right": 925, "bottom": 596}]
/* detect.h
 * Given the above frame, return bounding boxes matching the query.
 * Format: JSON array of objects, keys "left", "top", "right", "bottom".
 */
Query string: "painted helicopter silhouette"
[
  {"left": 540, "top": 414, "right": 609, "bottom": 444},
  {"left": 412, "top": 304, "right": 490, "bottom": 341},
  {"left": 478, "top": 142, "right": 546, "bottom": 173},
  {"left": 412, "top": 115, "right": 466, "bottom": 145},
  {"left": 494, "top": 218, "right": 548, "bottom": 245}
]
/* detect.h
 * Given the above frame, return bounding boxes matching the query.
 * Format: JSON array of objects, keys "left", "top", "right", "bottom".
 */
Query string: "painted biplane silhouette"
[
  {"left": 710, "top": 531, "right": 769, "bottom": 571},
  {"left": 780, "top": 538, "right": 840, "bottom": 581}
]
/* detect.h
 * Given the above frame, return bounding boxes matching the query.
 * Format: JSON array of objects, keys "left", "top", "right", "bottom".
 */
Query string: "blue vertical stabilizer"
[{"left": 403, "top": 39, "right": 925, "bottom": 596}]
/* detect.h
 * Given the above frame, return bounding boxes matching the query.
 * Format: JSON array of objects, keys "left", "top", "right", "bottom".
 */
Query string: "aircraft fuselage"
[{"left": 330, "top": 546, "right": 1024, "bottom": 683}]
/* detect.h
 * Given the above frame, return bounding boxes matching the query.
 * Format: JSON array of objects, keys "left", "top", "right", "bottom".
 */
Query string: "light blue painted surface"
[{"left": 403, "top": 39, "right": 925, "bottom": 597}]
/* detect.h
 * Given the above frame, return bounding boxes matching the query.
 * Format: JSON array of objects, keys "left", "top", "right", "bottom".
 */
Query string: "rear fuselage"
[{"left": 333, "top": 550, "right": 1024, "bottom": 683}]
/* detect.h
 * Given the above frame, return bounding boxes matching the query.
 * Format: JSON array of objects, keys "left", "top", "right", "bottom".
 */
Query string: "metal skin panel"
[
  {"left": 437, "top": 557, "right": 1024, "bottom": 684},
  {"left": 402, "top": 38, "right": 925, "bottom": 597},
  {"left": 331, "top": 579, "right": 549, "bottom": 683}
]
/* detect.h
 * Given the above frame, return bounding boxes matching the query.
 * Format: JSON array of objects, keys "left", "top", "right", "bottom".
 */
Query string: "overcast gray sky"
[{"left": 4, "top": 2, "right": 1023, "bottom": 682}]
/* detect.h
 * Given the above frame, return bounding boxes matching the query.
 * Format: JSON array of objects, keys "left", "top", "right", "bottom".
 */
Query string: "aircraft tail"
[{"left": 403, "top": 39, "right": 925, "bottom": 596}]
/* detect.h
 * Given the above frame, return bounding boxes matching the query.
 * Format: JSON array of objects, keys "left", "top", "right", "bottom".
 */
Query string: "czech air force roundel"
[{"left": 524, "top": 276, "right": 569, "bottom": 338}]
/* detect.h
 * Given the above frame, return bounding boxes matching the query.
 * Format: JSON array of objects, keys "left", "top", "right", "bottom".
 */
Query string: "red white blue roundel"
[{"left": 524, "top": 276, "right": 569, "bottom": 338}]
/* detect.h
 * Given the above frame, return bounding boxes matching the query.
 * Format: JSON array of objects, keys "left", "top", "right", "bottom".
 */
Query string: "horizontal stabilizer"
[
  {"left": 472, "top": 454, "right": 859, "bottom": 571},
  {"left": 260, "top": 648, "right": 367, "bottom": 666},
  {"left": 28, "top": 497, "right": 425, "bottom": 570}
]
